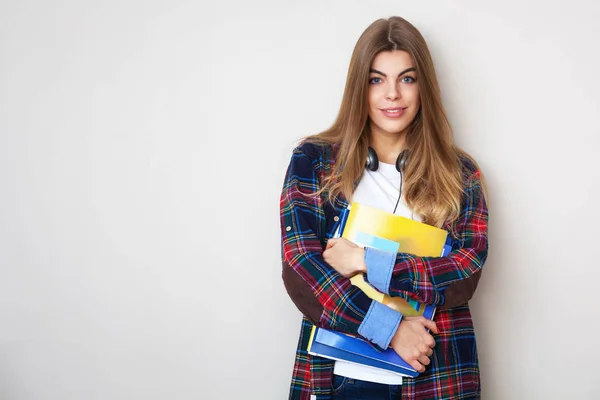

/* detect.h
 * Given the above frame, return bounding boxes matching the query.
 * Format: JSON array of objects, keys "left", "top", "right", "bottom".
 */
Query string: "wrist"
[{"left": 356, "top": 247, "right": 367, "bottom": 274}]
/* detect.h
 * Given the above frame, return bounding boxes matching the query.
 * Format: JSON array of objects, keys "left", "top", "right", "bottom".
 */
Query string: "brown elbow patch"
[
  {"left": 282, "top": 261, "right": 324, "bottom": 325},
  {"left": 442, "top": 270, "right": 482, "bottom": 309}
]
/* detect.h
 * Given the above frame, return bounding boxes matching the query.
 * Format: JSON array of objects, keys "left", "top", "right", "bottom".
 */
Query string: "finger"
[
  {"left": 408, "top": 359, "right": 425, "bottom": 373},
  {"left": 422, "top": 319, "right": 439, "bottom": 334},
  {"left": 418, "top": 354, "right": 430, "bottom": 366},
  {"left": 426, "top": 347, "right": 433, "bottom": 357},
  {"left": 424, "top": 334, "right": 436, "bottom": 348},
  {"left": 327, "top": 238, "right": 340, "bottom": 247}
]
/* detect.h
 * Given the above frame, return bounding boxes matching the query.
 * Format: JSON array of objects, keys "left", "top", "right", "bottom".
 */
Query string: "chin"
[{"left": 382, "top": 123, "right": 409, "bottom": 135}]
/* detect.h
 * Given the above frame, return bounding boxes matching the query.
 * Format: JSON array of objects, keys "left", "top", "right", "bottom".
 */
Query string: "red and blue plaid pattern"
[{"left": 280, "top": 142, "right": 488, "bottom": 399}]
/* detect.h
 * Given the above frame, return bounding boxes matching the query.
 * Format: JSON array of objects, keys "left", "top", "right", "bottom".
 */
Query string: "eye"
[
  {"left": 369, "top": 77, "right": 382, "bottom": 84},
  {"left": 401, "top": 76, "right": 416, "bottom": 83}
]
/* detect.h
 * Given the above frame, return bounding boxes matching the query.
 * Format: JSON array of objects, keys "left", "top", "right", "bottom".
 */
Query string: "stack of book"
[{"left": 307, "top": 202, "right": 452, "bottom": 378}]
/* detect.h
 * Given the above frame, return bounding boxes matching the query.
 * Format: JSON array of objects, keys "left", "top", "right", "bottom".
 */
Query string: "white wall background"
[{"left": 1, "top": 1, "right": 599, "bottom": 399}]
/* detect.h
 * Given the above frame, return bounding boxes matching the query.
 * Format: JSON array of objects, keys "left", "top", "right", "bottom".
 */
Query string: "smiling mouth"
[
  {"left": 380, "top": 107, "right": 407, "bottom": 118},
  {"left": 381, "top": 107, "right": 407, "bottom": 113}
]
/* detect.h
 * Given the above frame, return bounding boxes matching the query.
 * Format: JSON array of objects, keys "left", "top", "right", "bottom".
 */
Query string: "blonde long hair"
[{"left": 305, "top": 16, "right": 482, "bottom": 228}]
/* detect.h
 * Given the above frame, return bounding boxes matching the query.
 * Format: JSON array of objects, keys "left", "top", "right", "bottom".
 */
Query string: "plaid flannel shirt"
[{"left": 280, "top": 141, "right": 489, "bottom": 399}]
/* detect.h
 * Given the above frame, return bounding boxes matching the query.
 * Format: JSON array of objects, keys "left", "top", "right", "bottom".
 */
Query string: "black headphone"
[
  {"left": 365, "top": 147, "right": 410, "bottom": 214},
  {"left": 365, "top": 147, "right": 409, "bottom": 173}
]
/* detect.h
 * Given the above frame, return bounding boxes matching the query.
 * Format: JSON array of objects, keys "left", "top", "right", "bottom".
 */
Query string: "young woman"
[{"left": 280, "top": 16, "right": 488, "bottom": 400}]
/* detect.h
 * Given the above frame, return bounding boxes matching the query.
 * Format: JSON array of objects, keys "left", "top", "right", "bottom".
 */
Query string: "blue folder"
[{"left": 309, "top": 327, "right": 418, "bottom": 377}]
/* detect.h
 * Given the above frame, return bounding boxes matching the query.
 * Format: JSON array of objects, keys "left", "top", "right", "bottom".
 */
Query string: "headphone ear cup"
[
  {"left": 366, "top": 147, "right": 379, "bottom": 171},
  {"left": 396, "top": 150, "right": 409, "bottom": 173}
]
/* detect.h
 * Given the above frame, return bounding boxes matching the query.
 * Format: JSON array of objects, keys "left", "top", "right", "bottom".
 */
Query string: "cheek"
[
  {"left": 367, "top": 88, "right": 379, "bottom": 109},
  {"left": 367, "top": 96, "right": 379, "bottom": 121},
  {"left": 403, "top": 86, "right": 420, "bottom": 104}
]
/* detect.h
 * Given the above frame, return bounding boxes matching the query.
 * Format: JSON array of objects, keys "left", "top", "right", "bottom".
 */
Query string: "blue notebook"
[{"left": 308, "top": 326, "right": 419, "bottom": 377}]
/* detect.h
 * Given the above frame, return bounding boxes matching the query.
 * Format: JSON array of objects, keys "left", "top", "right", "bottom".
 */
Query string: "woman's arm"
[
  {"left": 362, "top": 169, "right": 489, "bottom": 308},
  {"left": 281, "top": 145, "right": 402, "bottom": 349}
]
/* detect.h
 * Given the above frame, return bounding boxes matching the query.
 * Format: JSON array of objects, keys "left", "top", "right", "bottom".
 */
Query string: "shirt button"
[
  {"left": 333, "top": 216, "right": 339, "bottom": 222},
  {"left": 285, "top": 226, "right": 291, "bottom": 232}
]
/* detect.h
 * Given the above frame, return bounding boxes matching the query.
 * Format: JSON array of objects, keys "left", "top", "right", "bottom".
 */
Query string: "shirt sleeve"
[
  {"left": 363, "top": 169, "right": 489, "bottom": 308},
  {"left": 281, "top": 146, "right": 402, "bottom": 348}
]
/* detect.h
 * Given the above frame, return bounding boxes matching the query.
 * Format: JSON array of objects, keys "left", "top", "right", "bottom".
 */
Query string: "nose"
[{"left": 385, "top": 83, "right": 400, "bottom": 101}]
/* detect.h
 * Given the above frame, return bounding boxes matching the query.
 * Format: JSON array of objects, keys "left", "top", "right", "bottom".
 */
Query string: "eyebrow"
[{"left": 369, "top": 67, "right": 416, "bottom": 77}]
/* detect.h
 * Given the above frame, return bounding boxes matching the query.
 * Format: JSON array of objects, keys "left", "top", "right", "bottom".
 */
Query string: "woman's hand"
[
  {"left": 389, "top": 316, "right": 439, "bottom": 373},
  {"left": 322, "top": 238, "right": 367, "bottom": 278}
]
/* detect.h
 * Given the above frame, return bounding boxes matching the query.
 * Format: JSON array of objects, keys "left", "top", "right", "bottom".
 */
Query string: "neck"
[{"left": 368, "top": 126, "right": 407, "bottom": 165}]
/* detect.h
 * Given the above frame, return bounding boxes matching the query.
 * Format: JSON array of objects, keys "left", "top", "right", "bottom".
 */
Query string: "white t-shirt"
[{"left": 333, "top": 161, "right": 420, "bottom": 385}]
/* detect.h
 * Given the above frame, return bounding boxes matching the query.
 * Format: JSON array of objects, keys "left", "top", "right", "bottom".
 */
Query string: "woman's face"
[{"left": 367, "top": 50, "right": 421, "bottom": 138}]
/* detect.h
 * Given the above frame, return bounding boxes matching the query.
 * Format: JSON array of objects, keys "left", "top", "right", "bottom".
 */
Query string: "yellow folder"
[{"left": 342, "top": 202, "right": 448, "bottom": 316}]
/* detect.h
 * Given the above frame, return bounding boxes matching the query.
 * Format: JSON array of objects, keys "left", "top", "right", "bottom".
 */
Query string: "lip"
[{"left": 380, "top": 107, "right": 407, "bottom": 118}]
